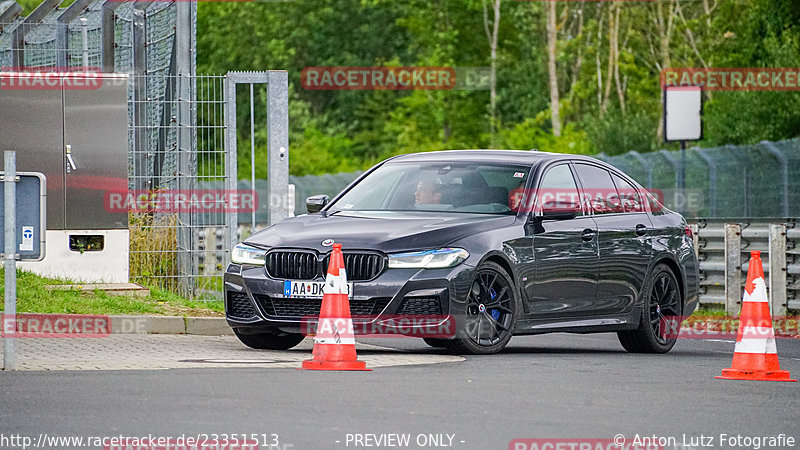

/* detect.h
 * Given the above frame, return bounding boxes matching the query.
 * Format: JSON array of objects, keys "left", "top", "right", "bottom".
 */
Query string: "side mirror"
[
  {"left": 535, "top": 200, "right": 581, "bottom": 221},
  {"left": 306, "top": 194, "right": 329, "bottom": 213}
]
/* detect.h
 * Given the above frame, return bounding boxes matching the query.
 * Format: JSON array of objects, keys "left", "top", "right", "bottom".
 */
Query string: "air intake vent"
[
  {"left": 398, "top": 297, "right": 442, "bottom": 315},
  {"left": 254, "top": 296, "right": 391, "bottom": 318},
  {"left": 227, "top": 292, "right": 257, "bottom": 319}
]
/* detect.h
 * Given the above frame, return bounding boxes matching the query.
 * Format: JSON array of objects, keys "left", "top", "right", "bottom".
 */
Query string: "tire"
[
  {"left": 233, "top": 329, "right": 306, "bottom": 350},
  {"left": 447, "top": 261, "right": 520, "bottom": 355},
  {"left": 617, "top": 263, "right": 682, "bottom": 354}
]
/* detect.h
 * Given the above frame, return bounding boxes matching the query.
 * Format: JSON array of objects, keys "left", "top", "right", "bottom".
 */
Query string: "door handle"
[
  {"left": 65, "top": 145, "right": 77, "bottom": 172},
  {"left": 581, "top": 229, "right": 596, "bottom": 241},
  {"left": 635, "top": 224, "right": 648, "bottom": 236}
]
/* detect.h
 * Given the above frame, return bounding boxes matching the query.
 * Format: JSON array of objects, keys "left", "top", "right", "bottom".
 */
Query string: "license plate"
[{"left": 283, "top": 280, "right": 353, "bottom": 298}]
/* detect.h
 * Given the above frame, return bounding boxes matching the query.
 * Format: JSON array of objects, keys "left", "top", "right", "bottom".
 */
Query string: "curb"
[{"left": 109, "top": 316, "right": 233, "bottom": 336}]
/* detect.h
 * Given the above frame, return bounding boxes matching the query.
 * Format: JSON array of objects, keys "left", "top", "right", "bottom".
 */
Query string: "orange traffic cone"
[
  {"left": 716, "top": 251, "right": 796, "bottom": 382},
  {"left": 301, "top": 243, "right": 370, "bottom": 371}
]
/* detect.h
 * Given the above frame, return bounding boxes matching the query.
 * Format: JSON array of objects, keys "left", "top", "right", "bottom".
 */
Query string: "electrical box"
[{"left": 0, "top": 73, "right": 130, "bottom": 282}]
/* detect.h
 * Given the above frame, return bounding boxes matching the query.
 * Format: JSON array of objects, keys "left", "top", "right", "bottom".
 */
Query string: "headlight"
[
  {"left": 387, "top": 248, "right": 469, "bottom": 269},
  {"left": 231, "top": 243, "right": 267, "bottom": 265}
]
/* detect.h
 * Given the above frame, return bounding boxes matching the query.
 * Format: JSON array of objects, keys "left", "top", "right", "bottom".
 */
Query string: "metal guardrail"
[{"left": 691, "top": 219, "right": 799, "bottom": 313}]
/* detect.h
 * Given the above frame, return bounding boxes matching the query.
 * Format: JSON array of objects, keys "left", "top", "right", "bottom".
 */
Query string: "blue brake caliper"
[{"left": 489, "top": 288, "right": 501, "bottom": 320}]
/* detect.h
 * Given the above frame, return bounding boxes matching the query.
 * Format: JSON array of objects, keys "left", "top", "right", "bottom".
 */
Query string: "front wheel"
[
  {"left": 447, "top": 261, "right": 519, "bottom": 355},
  {"left": 617, "top": 263, "right": 682, "bottom": 353},
  {"left": 234, "top": 329, "right": 306, "bottom": 350}
]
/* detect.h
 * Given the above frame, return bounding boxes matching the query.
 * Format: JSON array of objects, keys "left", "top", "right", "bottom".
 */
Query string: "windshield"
[{"left": 329, "top": 161, "right": 531, "bottom": 215}]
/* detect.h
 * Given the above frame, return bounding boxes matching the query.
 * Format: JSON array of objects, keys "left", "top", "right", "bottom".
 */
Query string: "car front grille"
[
  {"left": 324, "top": 253, "right": 386, "bottom": 281},
  {"left": 227, "top": 292, "right": 257, "bottom": 319},
  {"left": 254, "top": 295, "right": 391, "bottom": 318},
  {"left": 265, "top": 250, "right": 386, "bottom": 281},
  {"left": 266, "top": 251, "right": 318, "bottom": 280},
  {"left": 398, "top": 297, "right": 443, "bottom": 315}
]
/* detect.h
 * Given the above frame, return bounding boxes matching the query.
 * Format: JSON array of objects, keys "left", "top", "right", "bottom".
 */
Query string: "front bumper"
[{"left": 223, "top": 262, "right": 475, "bottom": 336}]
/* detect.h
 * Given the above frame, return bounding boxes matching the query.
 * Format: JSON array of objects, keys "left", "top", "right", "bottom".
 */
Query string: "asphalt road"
[{"left": 1, "top": 333, "right": 799, "bottom": 450}]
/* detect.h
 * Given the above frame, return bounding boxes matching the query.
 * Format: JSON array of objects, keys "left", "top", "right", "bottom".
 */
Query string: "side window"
[
  {"left": 612, "top": 173, "right": 644, "bottom": 213},
  {"left": 573, "top": 164, "right": 623, "bottom": 215},
  {"left": 537, "top": 164, "right": 583, "bottom": 216}
]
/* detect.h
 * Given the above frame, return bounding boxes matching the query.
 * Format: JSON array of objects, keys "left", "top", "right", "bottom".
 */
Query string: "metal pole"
[
  {"left": 724, "top": 223, "right": 742, "bottom": 315},
  {"left": 250, "top": 84, "right": 256, "bottom": 233},
  {"left": 80, "top": 17, "right": 89, "bottom": 68},
  {"left": 679, "top": 140, "right": 686, "bottom": 215},
  {"left": 223, "top": 76, "right": 238, "bottom": 253},
  {"left": 267, "top": 71, "right": 289, "bottom": 226},
  {"left": 131, "top": 4, "right": 149, "bottom": 191},
  {"left": 769, "top": 224, "right": 787, "bottom": 315},
  {"left": 4, "top": 150, "right": 17, "bottom": 370}
]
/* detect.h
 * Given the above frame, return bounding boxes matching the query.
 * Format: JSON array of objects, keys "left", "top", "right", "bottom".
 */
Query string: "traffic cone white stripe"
[
  {"left": 735, "top": 326, "right": 778, "bottom": 354},
  {"left": 742, "top": 277, "right": 768, "bottom": 303},
  {"left": 324, "top": 269, "right": 349, "bottom": 295},
  {"left": 734, "top": 337, "right": 778, "bottom": 355},
  {"left": 314, "top": 317, "right": 356, "bottom": 345}
]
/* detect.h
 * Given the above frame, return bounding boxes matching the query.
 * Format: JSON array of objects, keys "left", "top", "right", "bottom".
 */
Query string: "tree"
[
  {"left": 482, "top": 0, "right": 502, "bottom": 145},
  {"left": 545, "top": 0, "right": 561, "bottom": 137}
]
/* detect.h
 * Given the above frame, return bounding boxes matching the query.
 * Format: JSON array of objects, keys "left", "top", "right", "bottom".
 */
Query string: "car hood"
[{"left": 245, "top": 211, "right": 517, "bottom": 253}]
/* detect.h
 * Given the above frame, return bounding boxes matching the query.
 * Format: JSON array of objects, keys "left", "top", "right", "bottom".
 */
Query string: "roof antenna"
[{"left": 529, "top": 148, "right": 539, "bottom": 152}]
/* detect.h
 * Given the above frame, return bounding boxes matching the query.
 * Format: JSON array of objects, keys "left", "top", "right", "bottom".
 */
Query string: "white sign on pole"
[
  {"left": 20, "top": 226, "right": 33, "bottom": 252},
  {"left": 664, "top": 86, "right": 702, "bottom": 142}
]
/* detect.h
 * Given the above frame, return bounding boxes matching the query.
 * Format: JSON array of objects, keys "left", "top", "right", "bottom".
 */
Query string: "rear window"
[
  {"left": 573, "top": 164, "right": 623, "bottom": 215},
  {"left": 612, "top": 173, "right": 645, "bottom": 213}
]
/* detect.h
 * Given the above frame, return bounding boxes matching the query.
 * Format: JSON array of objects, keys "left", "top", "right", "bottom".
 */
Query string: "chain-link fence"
[
  {"left": 598, "top": 139, "right": 800, "bottom": 219},
  {"left": 0, "top": 0, "right": 180, "bottom": 73},
  {"left": 128, "top": 74, "right": 228, "bottom": 299},
  {"left": 247, "top": 139, "right": 800, "bottom": 221},
  {"left": 1, "top": 0, "right": 222, "bottom": 299}
]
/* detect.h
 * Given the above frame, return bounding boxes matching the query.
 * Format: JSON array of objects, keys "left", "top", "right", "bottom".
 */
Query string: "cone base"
[
  {"left": 300, "top": 359, "right": 371, "bottom": 371},
  {"left": 716, "top": 368, "right": 796, "bottom": 382}
]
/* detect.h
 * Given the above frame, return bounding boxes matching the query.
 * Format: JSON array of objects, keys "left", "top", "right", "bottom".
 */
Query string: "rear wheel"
[
  {"left": 447, "top": 261, "right": 519, "bottom": 355},
  {"left": 618, "top": 263, "right": 681, "bottom": 353},
  {"left": 233, "top": 329, "right": 306, "bottom": 350}
]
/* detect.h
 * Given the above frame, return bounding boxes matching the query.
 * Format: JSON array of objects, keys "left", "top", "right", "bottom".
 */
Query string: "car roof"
[
  {"left": 386, "top": 150, "right": 641, "bottom": 186},
  {"left": 388, "top": 149, "right": 606, "bottom": 166}
]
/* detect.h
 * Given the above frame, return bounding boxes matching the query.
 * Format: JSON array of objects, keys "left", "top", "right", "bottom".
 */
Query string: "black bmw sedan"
[{"left": 225, "top": 150, "right": 699, "bottom": 355}]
